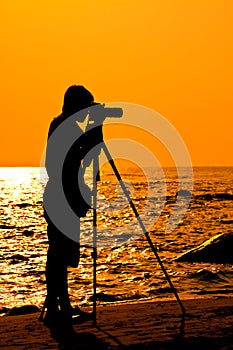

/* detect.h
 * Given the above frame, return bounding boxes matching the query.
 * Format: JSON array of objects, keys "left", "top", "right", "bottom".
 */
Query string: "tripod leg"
[
  {"left": 101, "top": 143, "right": 186, "bottom": 315},
  {"left": 38, "top": 295, "right": 47, "bottom": 322},
  {"left": 92, "top": 247, "right": 97, "bottom": 326},
  {"left": 92, "top": 157, "right": 98, "bottom": 326}
]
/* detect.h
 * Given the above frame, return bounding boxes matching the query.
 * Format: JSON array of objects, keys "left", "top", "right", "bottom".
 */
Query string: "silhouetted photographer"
[
  {"left": 43, "top": 85, "right": 96, "bottom": 331},
  {"left": 42, "top": 85, "right": 122, "bottom": 332}
]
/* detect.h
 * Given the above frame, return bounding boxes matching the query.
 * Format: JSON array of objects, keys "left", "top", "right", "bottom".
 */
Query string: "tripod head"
[
  {"left": 82, "top": 103, "right": 123, "bottom": 167},
  {"left": 82, "top": 104, "right": 122, "bottom": 171}
]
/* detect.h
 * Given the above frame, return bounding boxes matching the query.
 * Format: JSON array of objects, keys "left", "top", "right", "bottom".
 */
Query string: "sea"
[{"left": 0, "top": 166, "right": 233, "bottom": 314}]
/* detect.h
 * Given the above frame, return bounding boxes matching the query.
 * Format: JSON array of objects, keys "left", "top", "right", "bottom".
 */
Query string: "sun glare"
[{"left": 0, "top": 167, "right": 33, "bottom": 183}]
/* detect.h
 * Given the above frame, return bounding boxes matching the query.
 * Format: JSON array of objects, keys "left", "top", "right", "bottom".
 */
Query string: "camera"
[{"left": 88, "top": 103, "right": 123, "bottom": 124}]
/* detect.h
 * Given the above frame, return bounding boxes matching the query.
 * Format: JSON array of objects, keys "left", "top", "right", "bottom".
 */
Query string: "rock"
[
  {"left": 143, "top": 272, "right": 151, "bottom": 279},
  {"left": 89, "top": 292, "right": 117, "bottom": 302},
  {"left": 7, "top": 305, "right": 40, "bottom": 316},
  {"left": 16, "top": 203, "right": 31, "bottom": 208},
  {"left": 9, "top": 254, "right": 29, "bottom": 264},
  {"left": 0, "top": 307, "right": 9, "bottom": 315},
  {"left": 175, "top": 232, "right": 233, "bottom": 264},
  {"left": 176, "top": 189, "right": 192, "bottom": 197},
  {"left": 10, "top": 254, "right": 29, "bottom": 261},
  {"left": 23, "top": 229, "right": 34, "bottom": 237}
]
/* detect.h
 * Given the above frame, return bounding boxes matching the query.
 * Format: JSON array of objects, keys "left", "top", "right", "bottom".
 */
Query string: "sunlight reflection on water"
[{"left": 0, "top": 166, "right": 233, "bottom": 311}]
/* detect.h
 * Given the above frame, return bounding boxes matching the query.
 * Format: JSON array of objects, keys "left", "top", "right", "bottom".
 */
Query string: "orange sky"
[{"left": 1, "top": 0, "right": 233, "bottom": 166}]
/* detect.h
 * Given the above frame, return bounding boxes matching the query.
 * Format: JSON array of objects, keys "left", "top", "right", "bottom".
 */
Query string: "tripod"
[
  {"left": 40, "top": 117, "right": 186, "bottom": 325},
  {"left": 91, "top": 141, "right": 186, "bottom": 326}
]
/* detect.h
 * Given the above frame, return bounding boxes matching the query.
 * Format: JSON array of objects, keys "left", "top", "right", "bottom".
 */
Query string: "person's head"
[{"left": 62, "top": 85, "right": 94, "bottom": 118}]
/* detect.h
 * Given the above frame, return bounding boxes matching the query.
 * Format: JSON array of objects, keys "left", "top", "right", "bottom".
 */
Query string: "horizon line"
[{"left": 0, "top": 164, "right": 233, "bottom": 168}]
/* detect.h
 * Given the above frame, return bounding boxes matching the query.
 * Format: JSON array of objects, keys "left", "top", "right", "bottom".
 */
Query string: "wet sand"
[{"left": 0, "top": 297, "right": 233, "bottom": 349}]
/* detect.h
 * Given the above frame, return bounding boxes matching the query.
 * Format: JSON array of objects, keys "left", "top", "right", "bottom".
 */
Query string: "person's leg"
[
  {"left": 58, "top": 236, "right": 80, "bottom": 316},
  {"left": 45, "top": 247, "right": 75, "bottom": 327},
  {"left": 45, "top": 246, "right": 59, "bottom": 311},
  {"left": 45, "top": 223, "right": 80, "bottom": 316},
  {"left": 44, "top": 246, "right": 60, "bottom": 327}
]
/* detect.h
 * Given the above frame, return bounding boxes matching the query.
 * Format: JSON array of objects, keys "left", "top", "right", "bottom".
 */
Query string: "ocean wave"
[
  {"left": 188, "top": 269, "right": 227, "bottom": 282},
  {"left": 146, "top": 192, "right": 233, "bottom": 204},
  {"left": 0, "top": 225, "right": 35, "bottom": 231},
  {"left": 149, "top": 286, "right": 173, "bottom": 295},
  {"left": 89, "top": 291, "right": 149, "bottom": 303},
  {"left": 194, "top": 193, "right": 233, "bottom": 201},
  {"left": 0, "top": 224, "right": 18, "bottom": 229},
  {"left": 197, "top": 289, "right": 233, "bottom": 295}
]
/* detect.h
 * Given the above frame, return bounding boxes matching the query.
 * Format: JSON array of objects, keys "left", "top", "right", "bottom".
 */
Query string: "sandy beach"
[{"left": 0, "top": 297, "right": 233, "bottom": 349}]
